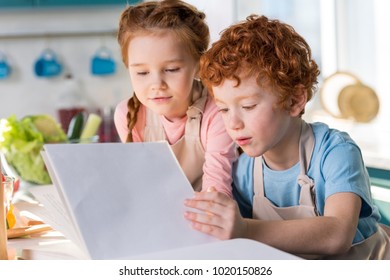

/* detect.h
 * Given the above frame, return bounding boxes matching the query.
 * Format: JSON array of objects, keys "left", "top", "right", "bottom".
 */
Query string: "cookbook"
[
  {"left": 38, "top": 141, "right": 299, "bottom": 260},
  {"left": 40, "top": 141, "right": 215, "bottom": 259}
]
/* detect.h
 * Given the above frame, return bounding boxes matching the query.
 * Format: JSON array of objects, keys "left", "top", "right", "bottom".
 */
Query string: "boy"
[{"left": 184, "top": 15, "right": 389, "bottom": 259}]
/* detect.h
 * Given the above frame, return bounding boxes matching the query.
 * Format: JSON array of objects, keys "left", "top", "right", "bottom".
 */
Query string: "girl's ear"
[
  {"left": 194, "top": 64, "right": 200, "bottom": 81},
  {"left": 289, "top": 85, "right": 307, "bottom": 117}
]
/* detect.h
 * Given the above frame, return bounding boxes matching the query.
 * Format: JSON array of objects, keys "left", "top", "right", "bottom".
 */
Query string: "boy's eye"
[
  {"left": 137, "top": 71, "right": 149, "bottom": 75},
  {"left": 242, "top": 104, "right": 256, "bottom": 110},
  {"left": 165, "top": 68, "right": 180, "bottom": 73}
]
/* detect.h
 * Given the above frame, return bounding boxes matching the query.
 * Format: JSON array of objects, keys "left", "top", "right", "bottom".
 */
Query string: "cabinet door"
[{"left": 0, "top": 0, "right": 33, "bottom": 7}]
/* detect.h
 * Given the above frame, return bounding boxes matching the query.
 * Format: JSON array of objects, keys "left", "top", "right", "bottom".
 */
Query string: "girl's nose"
[{"left": 150, "top": 73, "right": 167, "bottom": 91}]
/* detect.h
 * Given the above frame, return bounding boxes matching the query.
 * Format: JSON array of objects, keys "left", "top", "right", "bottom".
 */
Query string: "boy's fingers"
[
  {"left": 185, "top": 215, "right": 231, "bottom": 240},
  {"left": 193, "top": 191, "right": 230, "bottom": 207},
  {"left": 184, "top": 211, "right": 223, "bottom": 229},
  {"left": 184, "top": 198, "right": 225, "bottom": 216},
  {"left": 191, "top": 221, "right": 224, "bottom": 238}
]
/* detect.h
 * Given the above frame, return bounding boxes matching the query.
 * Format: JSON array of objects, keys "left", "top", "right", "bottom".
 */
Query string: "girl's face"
[
  {"left": 213, "top": 74, "right": 299, "bottom": 165},
  {"left": 127, "top": 31, "right": 198, "bottom": 121}
]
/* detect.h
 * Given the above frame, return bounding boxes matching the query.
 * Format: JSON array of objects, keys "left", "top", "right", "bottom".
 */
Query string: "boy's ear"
[{"left": 289, "top": 85, "right": 307, "bottom": 117}]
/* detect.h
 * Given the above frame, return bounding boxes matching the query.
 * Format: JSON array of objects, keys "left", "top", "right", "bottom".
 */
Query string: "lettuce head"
[{"left": 0, "top": 114, "right": 67, "bottom": 184}]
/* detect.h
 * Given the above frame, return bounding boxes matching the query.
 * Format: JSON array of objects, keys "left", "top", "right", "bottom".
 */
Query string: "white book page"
[
  {"left": 132, "top": 238, "right": 301, "bottom": 260},
  {"left": 42, "top": 142, "right": 216, "bottom": 260},
  {"left": 41, "top": 151, "right": 91, "bottom": 258},
  {"left": 27, "top": 185, "right": 84, "bottom": 251}
]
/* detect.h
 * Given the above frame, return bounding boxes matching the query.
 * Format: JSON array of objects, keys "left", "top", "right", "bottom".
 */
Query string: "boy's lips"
[{"left": 235, "top": 137, "right": 251, "bottom": 146}]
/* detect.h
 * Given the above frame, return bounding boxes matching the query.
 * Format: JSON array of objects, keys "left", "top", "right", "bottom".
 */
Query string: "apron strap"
[
  {"left": 296, "top": 121, "right": 318, "bottom": 212},
  {"left": 184, "top": 81, "right": 207, "bottom": 140}
]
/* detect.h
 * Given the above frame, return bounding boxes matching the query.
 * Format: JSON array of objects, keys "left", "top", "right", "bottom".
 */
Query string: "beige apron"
[
  {"left": 144, "top": 81, "right": 206, "bottom": 192},
  {"left": 252, "top": 120, "right": 390, "bottom": 259}
]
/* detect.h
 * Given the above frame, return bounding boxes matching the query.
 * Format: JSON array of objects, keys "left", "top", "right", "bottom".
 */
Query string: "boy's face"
[{"left": 213, "top": 74, "right": 294, "bottom": 158}]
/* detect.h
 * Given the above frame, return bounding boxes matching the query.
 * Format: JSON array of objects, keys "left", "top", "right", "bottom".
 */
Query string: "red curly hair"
[{"left": 200, "top": 15, "right": 320, "bottom": 115}]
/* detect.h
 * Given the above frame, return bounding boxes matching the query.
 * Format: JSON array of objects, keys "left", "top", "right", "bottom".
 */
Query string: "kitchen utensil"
[
  {"left": 320, "top": 71, "right": 360, "bottom": 118},
  {"left": 91, "top": 47, "right": 116, "bottom": 76},
  {"left": 320, "top": 71, "right": 380, "bottom": 122},
  {"left": 7, "top": 224, "right": 53, "bottom": 239},
  {"left": 34, "top": 48, "right": 62, "bottom": 78},
  {"left": 0, "top": 52, "right": 11, "bottom": 80},
  {"left": 1, "top": 155, "right": 8, "bottom": 259},
  {"left": 338, "top": 83, "right": 380, "bottom": 123}
]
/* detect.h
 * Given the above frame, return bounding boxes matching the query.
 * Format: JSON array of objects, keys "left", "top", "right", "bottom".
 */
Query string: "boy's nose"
[{"left": 227, "top": 113, "right": 244, "bottom": 131}]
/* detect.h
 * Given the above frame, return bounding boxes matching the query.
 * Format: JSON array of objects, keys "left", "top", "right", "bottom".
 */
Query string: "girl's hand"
[{"left": 184, "top": 187, "right": 247, "bottom": 240}]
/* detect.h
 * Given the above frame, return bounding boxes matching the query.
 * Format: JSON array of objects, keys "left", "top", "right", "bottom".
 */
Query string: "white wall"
[
  {"left": 0, "top": 7, "right": 131, "bottom": 121},
  {"left": 0, "top": 2, "right": 235, "bottom": 122}
]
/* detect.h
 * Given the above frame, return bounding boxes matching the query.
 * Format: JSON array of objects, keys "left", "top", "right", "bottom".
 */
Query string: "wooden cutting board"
[
  {"left": 1, "top": 158, "right": 8, "bottom": 260},
  {"left": 7, "top": 224, "right": 53, "bottom": 239}
]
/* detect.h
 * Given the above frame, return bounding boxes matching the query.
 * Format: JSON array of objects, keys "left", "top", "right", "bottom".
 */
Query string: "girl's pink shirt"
[{"left": 114, "top": 96, "right": 237, "bottom": 197}]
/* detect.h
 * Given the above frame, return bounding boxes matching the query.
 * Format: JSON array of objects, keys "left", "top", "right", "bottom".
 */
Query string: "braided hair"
[{"left": 117, "top": 0, "right": 210, "bottom": 142}]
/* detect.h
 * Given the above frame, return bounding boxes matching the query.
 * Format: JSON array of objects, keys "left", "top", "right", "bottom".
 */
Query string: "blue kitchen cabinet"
[{"left": 0, "top": 0, "right": 32, "bottom": 7}]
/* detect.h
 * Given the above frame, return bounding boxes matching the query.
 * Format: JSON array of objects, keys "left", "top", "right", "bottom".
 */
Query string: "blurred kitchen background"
[{"left": 1, "top": 0, "right": 390, "bottom": 166}]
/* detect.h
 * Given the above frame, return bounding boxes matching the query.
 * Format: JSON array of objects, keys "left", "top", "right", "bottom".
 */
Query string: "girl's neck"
[{"left": 163, "top": 113, "right": 187, "bottom": 123}]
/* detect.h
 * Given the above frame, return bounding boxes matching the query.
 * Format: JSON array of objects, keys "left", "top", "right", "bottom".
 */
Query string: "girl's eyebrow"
[
  {"left": 129, "top": 63, "right": 146, "bottom": 67},
  {"left": 214, "top": 97, "right": 226, "bottom": 105}
]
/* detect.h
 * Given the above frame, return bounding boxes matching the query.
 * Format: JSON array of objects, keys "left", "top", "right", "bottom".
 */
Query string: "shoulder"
[
  {"left": 203, "top": 94, "right": 219, "bottom": 115},
  {"left": 115, "top": 97, "right": 146, "bottom": 118},
  {"left": 114, "top": 98, "right": 131, "bottom": 119},
  {"left": 114, "top": 98, "right": 129, "bottom": 123},
  {"left": 310, "top": 122, "right": 365, "bottom": 175},
  {"left": 311, "top": 122, "right": 361, "bottom": 153},
  {"left": 199, "top": 94, "right": 224, "bottom": 131}
]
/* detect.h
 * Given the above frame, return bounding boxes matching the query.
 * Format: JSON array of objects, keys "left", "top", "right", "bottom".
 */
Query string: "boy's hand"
[{"left": 184, "top": 187, "right": 247, "bottom": 240}]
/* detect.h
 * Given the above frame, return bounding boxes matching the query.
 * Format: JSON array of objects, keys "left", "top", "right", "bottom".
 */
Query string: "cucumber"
[
  {"left": 67, "top": 112, "right": 84, "bottom": 141},
  {"left": 80, "top": 113, "right": 102, "bottom": 140}
]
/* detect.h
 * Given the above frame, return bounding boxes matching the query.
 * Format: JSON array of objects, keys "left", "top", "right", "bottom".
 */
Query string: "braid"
[{"left": 126, "top": 93, "right": 141, "bottom": 142}]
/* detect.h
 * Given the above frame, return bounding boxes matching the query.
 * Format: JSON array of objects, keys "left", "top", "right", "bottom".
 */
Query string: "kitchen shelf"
[
  {"left": 0, "top": 29, "right": 117, "bottom": 40},
  {"left": 0, "top": 0, "right": 137, "bottom": 8}
]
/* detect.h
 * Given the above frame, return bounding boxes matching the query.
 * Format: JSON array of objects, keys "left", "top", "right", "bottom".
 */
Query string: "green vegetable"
[
  {"left": 67, "top": 112, "right": 84, "bottom": 141},
  {"left": 0, "top": 114, "right": 67, "bottom": 184},
  {"left": 80, "top": 113, "right": 102, "bottom": 140}
]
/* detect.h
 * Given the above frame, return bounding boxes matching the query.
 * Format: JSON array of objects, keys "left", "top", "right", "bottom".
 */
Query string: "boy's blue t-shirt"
[{"left": 232, "top": 122, "right": 381, "bottom": 244}]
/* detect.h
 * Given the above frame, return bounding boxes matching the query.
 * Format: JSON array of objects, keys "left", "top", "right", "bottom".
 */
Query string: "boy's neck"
[{"left": 263, "top": 119, "right": 303, "bottom": 171}]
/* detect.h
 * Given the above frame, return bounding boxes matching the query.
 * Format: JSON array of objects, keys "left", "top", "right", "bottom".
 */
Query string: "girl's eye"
[
  {"left": 217, "top": 108, "right": 229, "bottom": 113},
  {"left": 242, "top": 104, "right": 256, "bottom": 110},
  {"left": 165, "top": 68, "right": 180, "bottom": 73},
  {"left": 137, "top": 71, "right": 149, "bottom": 75}
]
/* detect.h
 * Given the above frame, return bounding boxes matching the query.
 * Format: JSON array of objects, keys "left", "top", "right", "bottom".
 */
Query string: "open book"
[{"left": 36, "top": 141, "right": 299, "bottom": 260}]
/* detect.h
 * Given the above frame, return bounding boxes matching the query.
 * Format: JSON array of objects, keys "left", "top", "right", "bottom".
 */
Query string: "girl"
[{"left": 114, "top": 0, "right": 237, "bottom": 196}]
